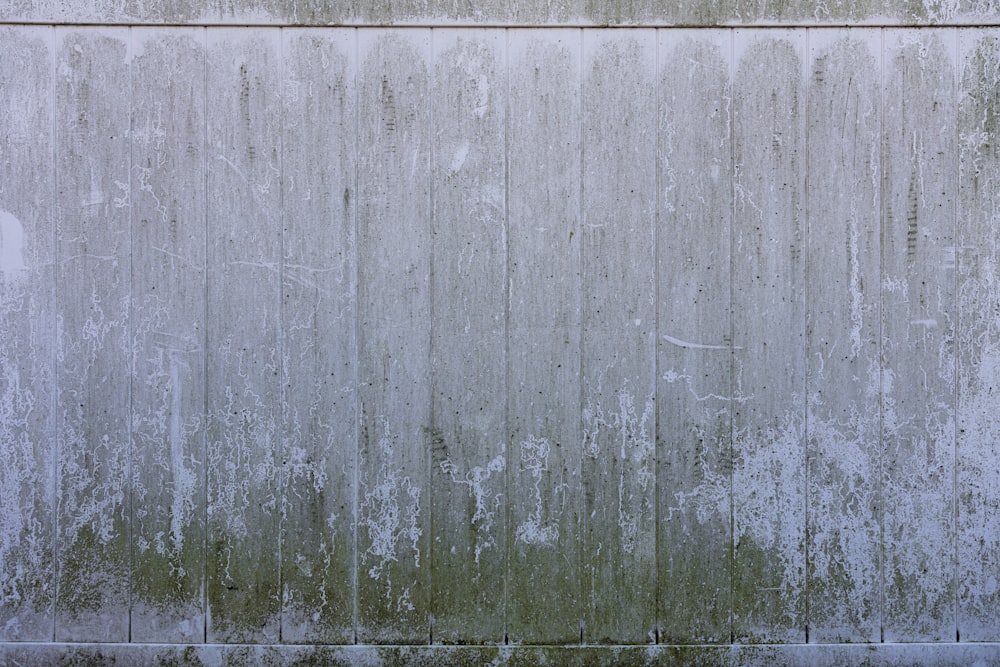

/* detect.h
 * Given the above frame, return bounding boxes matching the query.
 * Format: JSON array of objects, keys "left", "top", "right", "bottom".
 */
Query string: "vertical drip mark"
[
  {"left": 577, "top": 27, "right": 586, "bottom": 644},
  {"left": 952, "top": 30, "right": 960, "bottom": 644},
  {"left": 877, "top": 26, "right": 886, "bottom": 645},
  {"left": 50, "top": 24, "right": 58, "bottom": 643},
  {"left": 653, "top": 26, "right": 661, "bottom": 645},
  {"left": 126, "top": 25, "right": 134, "bottom": 644},
  {"left": 728, "top": 27, "right": 736, "bottom": 646},
  {"left": 427, "top": 26, "right": 436, "bottom": 646},
  {"left": 802, "top": 27, "right": 811, "bottom": 645},
  {"left": 569, "top": 29, "right": 594, "bottom": 644},
  {"left": 352, "top": 26, "right": 360, "bottom": 646},
  {"left": 276, "top": 27, "right": 285, "bottom": 643},
  {"left": 202, "top": 25, "right": 210, "bottom": 645},
  {"left": 502, "top": 26, "right": 511, "bottom": 647}
]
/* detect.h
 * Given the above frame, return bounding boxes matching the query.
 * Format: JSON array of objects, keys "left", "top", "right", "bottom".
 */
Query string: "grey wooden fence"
[{"left": 1, "top": 11, "right": 1000, "bottom": 665}]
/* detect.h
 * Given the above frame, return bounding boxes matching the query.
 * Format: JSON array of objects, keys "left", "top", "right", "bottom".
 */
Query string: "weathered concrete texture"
[
  {"left": 881, "top": 29, "right": 957, "bottom": 643},
  {"left": 54, "top": 27, "right": 132, "bottom": 643},
  {"left": 958, "top": 29, "right": 1000, "bottom": 643},
  {"left": 8, "top": 23, "right": 1000, "bottom": 655},
  {"left": 5, "top": 643, "right": 1000, "bottom": 666},
  {"left": 581, "top": 28, "right": 657, "bottom": 645},
  {"left": 130, "top": 26, "right": 207, "bottom": 644},
  {"left": 805, "top": 28, "right": 881, "bottom": 643},
  {"left": 429, "top": 28, "right": 507, "bottom": 645},
  {"left": 279, "top": 27, "right": 357, "bottom": 645},
  {"left": 506, "top": 29, "right": 583, "bottom": 646},
  {"left": 205, "top": 28, "right": 283, "bottom": 643},
  {"left": 356, "top": 29, "right": 432, "bottom": 644},
  {"left": 731, "top": 29, "right": 807, "bottom": 643},
  {"left": 3, "top": 0, "right": 1000, "bottom": 26},
  {"left": 657, "top": 28, "right": 733, "bottom": 645},
  {"left": 0, "top": 26, "right": 55, "bottom": 643}
]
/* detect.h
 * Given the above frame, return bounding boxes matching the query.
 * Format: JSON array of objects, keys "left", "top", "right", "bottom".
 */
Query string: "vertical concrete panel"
[
  {"left": 731, "top": 29, "right": 807, "bottom": 643},
  {"left": 580, "top": 28, "right": 656, "bottom": 645},
  {"left": 506, "top": 29, "right": 583, "bottom": 645},
  {"left": 656, "top": 28, "right": 733, "bottom": 645},
  {"left": 882, "top": 29, "right": 957, "bottom": 643},
  {"left": 429, "top": 28, "right": 507, "bottom": 645},
  {"left": 356, "top": 29, "right": 432, "bottom": 644},
  {"left": 957, "top": 28, "right": 1000, "bottom": 643},
  {"left": 0, "top": 26, "right": 55, "bottom": 642},
  {"left": 53, "top": 27, "right": 131, "bottom": 642},
  {"left": 280, "top": 28, "right": 357, "bottom": 645},
  {"left": 805, "top": 29, "right": 882, "bottom": 643},
  {"left": 205, "top": 28, "right": 282, "bottom": 643},
  {"left": 129, "top": 27, "right": 207, "bottom": 643}
]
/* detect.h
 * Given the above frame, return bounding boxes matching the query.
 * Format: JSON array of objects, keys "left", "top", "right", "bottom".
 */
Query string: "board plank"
[
  {"left": 804, "top": 29, "right": 882, "bottom": 643},
  {"left": 506, "top": 29, "right": 583, "bottom": 645},
  {"left": 129, "top": 28, "right": 207, "bottom": 643},
  {"left": 53, "top": 27, "right": 131, "bottom": 642},
  {"left": 881, "top": 29, "right": 957, "bottom": 643},
  {"left": 580, "top": 28, "right": 656, "bottom": 645},
  {"left": 279, "top": 28, "right": 357, "bottom": 645},
  {"left": 205, "top": 28, "right": 283, "bottom": 643},
  {"left": 428, "top": 29, "right": 507, "bottom": 645},
  {"left": 957, "top": 28, "right": 1000, "bottom": 643},
  {"left": 656, "top": 29, "right": 733, "bottom": 645},
  {"left": 731, "top": 29, "right": 807, "bottom": 643},
  {"left": 0, "top": 26, "right": 56, "bottom": 642},
  {"left": 356, "top": 29, "right": 432, "bottom": 644}
]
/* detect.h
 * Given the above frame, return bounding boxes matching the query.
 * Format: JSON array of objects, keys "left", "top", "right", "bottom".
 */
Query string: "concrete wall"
[{"left": 2, "top": 5, "right": 1000, "bottom": 664}]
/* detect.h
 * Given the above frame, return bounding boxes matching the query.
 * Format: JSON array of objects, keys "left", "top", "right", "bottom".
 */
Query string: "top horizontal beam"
[{"left": 2, "top": 0, "right": 999, "bottom": 27}]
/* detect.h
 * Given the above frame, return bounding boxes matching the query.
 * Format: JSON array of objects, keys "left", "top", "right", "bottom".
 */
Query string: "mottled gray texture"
[
  {"left": 657, "top": 28, "right": 733, "bottom": 645},
  {"left": 3, "top": 24, "right": 1000, "bottom": 655},
  {"left": 3, "top": 0, "right": 1000, "bottom": 26},
  {"left": 505, "top": 29, "right": 583, "bottom": 645},
  {"left": 205, "top": 28, "right": 283, "bottom": 643},
  {"left": 581, "top": 28, "right": 657, "bottom": 645},
  {"left": 429, "top": 28, "right": 507, "bottom": 645},
  {"left": 731, "top": 30, "right": 807, "bottom": 643},
  {"left": 356, "top": 29, "right": 432, "bottom": 644},
  {"left": 54, "top": 27, "right": 131, "bottom": 642},
  {"left": 805, "top": 28, "right": 882, "bottom": 643},
  {"left": 881, "top": 29, "right": 957, "bottom": 642}
]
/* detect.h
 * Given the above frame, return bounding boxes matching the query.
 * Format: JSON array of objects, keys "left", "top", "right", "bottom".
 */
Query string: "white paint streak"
[
  {"left": 515, "top": 435, "right": 560, "bottom": 546},
  {"left": 583, "top": 384, "right": 654, "bottom": 555},
  {"left": 439, "top": 453, "right": 504, "bottom": 564},
  {"left": 359, "top": 419, "right": 422, "bottom": 592},
  {"left": 662, "top": 333, "right": 741, "bottom": 350}
]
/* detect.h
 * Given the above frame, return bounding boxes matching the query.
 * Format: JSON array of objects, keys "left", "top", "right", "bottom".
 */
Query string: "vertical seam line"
[
  {"left": 577, "top": 26, "right": 585, "bottom": 645},
  {"left": 352, "top": 25, "right": 360, "bottom": 646},
  {"left": 427, "top": 25, "right": 436, "bottom": 647},
  {"left": 802, "top": 26, "right": 811, "bottom": 645},
  {"left": 202, "top": 24, "right": 210, "bottom": 645},
  {"left": 126, "top": 24, "right": 134, "bottom": 644},
  {"left": 653, "top": 26, "right": 661, "bottom": 645},
  {"left": 729, "top": 26, "right": 737, "bottom": 646},
  {"left": 277, "top": 26, "right": 286, "bottom": 643},
  {"left": 502, "top": 25, "right": 511, "bottom": 646},
  {"left": 50, "top": 24, "right": 59, "bottom": 643},
  {"left": 878, "top": 25, "right": 886, "bottom": 645},
  {"left": 952, "top": 27, "right": 961, "bottom": 643}
]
